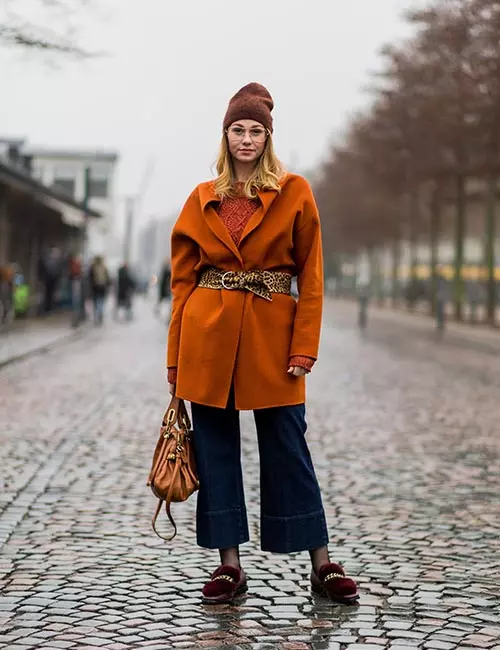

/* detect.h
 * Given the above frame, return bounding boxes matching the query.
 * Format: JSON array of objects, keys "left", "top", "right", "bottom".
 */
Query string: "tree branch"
[{"left": 0, "top": 0, "right": 99, "bottom": 57}]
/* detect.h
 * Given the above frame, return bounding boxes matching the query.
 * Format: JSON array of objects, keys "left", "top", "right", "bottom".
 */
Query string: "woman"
[{"left": 167, "top": 83, "right": 358, "bottom": 605}]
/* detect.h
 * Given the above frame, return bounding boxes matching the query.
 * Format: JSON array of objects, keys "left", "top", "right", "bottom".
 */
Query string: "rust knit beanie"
[{"left": 223, "top": 82, "right": 274, "bottom": 133}]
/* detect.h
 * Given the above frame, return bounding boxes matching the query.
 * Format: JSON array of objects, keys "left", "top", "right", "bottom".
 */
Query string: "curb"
[{"left": 0, "top": 328, "right": 87, "bottom": 371}]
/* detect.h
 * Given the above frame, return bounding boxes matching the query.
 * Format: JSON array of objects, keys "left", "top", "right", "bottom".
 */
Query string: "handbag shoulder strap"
[
  {"left": 151, "top": 396, "right": 192, "bottom": 541},
  {"left": 151, "top": 455, "right": 182, "bottom": 541}
]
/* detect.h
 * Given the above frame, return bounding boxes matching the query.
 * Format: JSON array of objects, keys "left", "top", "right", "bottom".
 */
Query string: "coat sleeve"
[
  {"left": 289, "top": 184, "right": 324, "bottom": 360},
  {"left": 166, "top": 191, "right": 201, "bottom": 369}
]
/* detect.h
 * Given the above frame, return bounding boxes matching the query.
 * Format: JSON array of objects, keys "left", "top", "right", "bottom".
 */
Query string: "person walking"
[
  {"left": 356, "top": 266, "right": 372, "bottom": 331},
  {"left": 435, "top": 269, "right": 448, "bottom": 334},
  {"left": 69, "top": 254, "right": 85, "bottom": 327},
  {"left": 38, "top": 247, "right": 62, "bottom": 314},
  {"left": 115, "top": 262, "right": 136, "bottom": 321},
  {"left": 88, "top": 255, "right": 110, "bottom": 326},
  {"left": 166, "top": 83, "right": 358, "bottom": 605},
  {"left": 156, "top": 258, "right": 172, "bottom": 319},
  {"left": 0, "top": 263, "right": 15, "bottom": 326}
]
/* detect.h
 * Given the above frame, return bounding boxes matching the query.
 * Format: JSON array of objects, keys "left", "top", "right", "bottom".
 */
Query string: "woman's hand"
[
  {"left": 165, "top": 369, "right": 176, "bottom": 395},
  {"left": 287, "top": 365, "right": 307, "bottom": 377}
]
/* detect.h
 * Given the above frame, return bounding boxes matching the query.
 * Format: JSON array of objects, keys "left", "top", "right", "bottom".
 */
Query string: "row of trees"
[{"left": 314, "top": 0, "right": 500, "bottom": 324}]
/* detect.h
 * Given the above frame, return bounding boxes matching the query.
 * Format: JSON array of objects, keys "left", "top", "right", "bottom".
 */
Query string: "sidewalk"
[
  {"left": 331, "top": 297, "right": 500, "bottom": 354},
  {"left": 0, "top": 313, "right": 80, "bottom": 368}
]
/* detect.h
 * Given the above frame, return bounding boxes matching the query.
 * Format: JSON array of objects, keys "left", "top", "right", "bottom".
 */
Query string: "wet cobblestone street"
[{"left": 1, "top": 298, "right": 499, "bottom": 650}]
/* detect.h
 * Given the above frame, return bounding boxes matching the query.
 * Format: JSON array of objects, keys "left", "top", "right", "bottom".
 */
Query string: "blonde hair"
[{"left": 214, "top": 132, "right": 285, "bottom": 199}]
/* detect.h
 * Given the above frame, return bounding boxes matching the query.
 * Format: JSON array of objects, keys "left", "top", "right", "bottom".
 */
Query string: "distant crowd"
[
  {"left": 37, "top": 248, "right": 139, "bottom": 327},
  {"left": 2, "top": 249, "right": 170, "bottom": 328}
]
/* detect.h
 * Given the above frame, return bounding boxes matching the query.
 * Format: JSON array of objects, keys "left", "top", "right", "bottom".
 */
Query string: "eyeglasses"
[{"left": 226, "top": 126, "right": 269, "bottom": 143}]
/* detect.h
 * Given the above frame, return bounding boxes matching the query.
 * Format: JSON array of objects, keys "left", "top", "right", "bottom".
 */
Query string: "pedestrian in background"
[
  {"left": 156, "top": 258, "right": 171, "bottom": 320},
  {"left": 88, "top": 255, "right": 110, "bottom": 326},
  {"left": 0, "top": 263, "right": 15, "bottom": 325},
  {"left": 356, "top": 278, "right": 371, "bottom": 330},
  {"left": 38, "top": 247, "right": 62, "bottom": 314},
  {"left": 115, "top": 262, "right": 135, "bottom": 321},
  {"left": 467, "top": 281, "right": 485, "bottom": 324},
  {"left": 69, "top": 253, "right": 85, "bottom": 327},
  {"left": 435, "top": 270, "right": 448, "bottom": 334},
  {"left": 166, "top": 83, "right": 358, "bottom": 605},
  {"left": 355, "top": 263, "right": 371, "bottom": 330}
]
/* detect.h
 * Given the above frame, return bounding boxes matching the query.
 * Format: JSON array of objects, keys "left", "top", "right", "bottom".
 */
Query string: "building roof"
[
  {"left": 0, "top": 159, "right": 101, "bottom": 220},
  {"left": 27, "top": 147, "right": 119, "bottom": 162},
  {"left": 0, "top": 137, "right": 25, "bottom": 147}
]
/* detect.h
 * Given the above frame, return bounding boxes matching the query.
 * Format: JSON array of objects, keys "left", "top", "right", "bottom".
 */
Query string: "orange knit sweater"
[{"left": 167, "top": 193, "right": 315, "bottom": 385}]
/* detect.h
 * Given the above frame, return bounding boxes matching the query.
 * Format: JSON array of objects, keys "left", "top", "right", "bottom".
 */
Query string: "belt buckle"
[{"left": 221, "top": 271, "right": 237, "bottom": 290}]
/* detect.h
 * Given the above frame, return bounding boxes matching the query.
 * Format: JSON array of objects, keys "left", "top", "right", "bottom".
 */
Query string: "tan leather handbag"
[{"left": 147, "top": 396, "right": 199, "bottom": 540}]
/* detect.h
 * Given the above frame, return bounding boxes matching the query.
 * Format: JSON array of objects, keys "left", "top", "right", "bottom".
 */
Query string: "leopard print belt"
[{"left": 198, "top": 267, "right": 292, "bottom": 302}]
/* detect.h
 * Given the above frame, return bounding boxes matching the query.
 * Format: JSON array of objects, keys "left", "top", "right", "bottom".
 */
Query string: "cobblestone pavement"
[{"left": 0, "top": 298, "right": 499, "bottom": 650}]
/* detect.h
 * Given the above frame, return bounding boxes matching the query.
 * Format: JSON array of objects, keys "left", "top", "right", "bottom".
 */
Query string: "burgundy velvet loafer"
[
  {"left": 201, "top": 564, "right": 248, "bottom": 604},
  {"left": 311, "top": 562, "right": 359, "bottom": 604}
]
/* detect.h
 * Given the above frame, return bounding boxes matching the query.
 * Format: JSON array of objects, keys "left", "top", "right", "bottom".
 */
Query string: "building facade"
[
  {"left": 28, "top": 148, "right": 121, "bottom": 272},
  {"left": 0, "top": 140, "right": 101, "bottom": 294},
  {"left": 137, "top": 216, "right": 175, "bottom": 283}
]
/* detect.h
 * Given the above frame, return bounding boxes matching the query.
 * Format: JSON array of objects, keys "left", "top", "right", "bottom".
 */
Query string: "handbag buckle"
[{"left": 165, "top": 408, "right": 176, "bottom": 425}]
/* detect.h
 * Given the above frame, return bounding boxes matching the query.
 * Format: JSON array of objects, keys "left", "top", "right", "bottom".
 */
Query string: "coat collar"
[
  {"left": 198, "top": 181, "right": 219, "bottom": 211},
  {"left": 198, "top": 181, "right": 281, "bottom": 261}
]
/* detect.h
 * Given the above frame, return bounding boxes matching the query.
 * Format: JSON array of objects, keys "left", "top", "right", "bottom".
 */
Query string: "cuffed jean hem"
[
  {"left": 260, "top": 509, "right": 329, "bottom": 553},
  {"left": 196, "top": 507, "right": 250, "bottom": 549}
]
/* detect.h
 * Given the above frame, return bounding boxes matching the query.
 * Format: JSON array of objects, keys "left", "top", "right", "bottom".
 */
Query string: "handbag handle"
[{"left": 163, "top": 395, "right": 191, "bottom": 432}]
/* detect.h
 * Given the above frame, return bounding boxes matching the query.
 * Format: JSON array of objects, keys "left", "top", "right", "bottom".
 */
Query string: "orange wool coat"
[{"left": 166, "top": 173, "right": 324, "bottom": 410}]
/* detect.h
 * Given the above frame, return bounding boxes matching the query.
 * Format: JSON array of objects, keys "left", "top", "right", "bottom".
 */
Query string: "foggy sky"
[{"left": 1, "top": 0, "right": 420, "bottom": 234}]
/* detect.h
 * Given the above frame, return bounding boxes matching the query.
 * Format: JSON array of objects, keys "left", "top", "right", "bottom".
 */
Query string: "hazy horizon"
[{"left": 1, "top": 0, "right": 422, "bottom": 235}]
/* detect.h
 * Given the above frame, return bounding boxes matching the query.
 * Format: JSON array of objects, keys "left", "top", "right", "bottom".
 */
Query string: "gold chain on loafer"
[
  {"left": 324, "top": 572, "right": 346, "bottom": 582},
  {"left": 213, "top": 574, "right": 235, "bottom": 582}
]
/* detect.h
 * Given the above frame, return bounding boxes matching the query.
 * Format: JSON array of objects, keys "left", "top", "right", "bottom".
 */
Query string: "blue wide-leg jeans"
[{"left": 191, "top": 397, "right": 329, "bottom": 553}]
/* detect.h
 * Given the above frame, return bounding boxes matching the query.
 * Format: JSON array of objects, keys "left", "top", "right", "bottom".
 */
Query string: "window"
[
  {"left": 53, "top": 178, "right": 76, "bottom": 197},
  {"left": 88, "top": 177, "right": 108, "bottom": 198},
  {"left": 53, "top": 165, "right": 77, "bottom": 198}
]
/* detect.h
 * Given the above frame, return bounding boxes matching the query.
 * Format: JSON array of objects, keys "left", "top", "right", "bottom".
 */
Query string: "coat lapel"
[
  {"left": 199, "top": 182, "right": 242, "bottom": 263},
  {"left": 239, "top": 188, "right": 279, "bottom": 246},
  {"left": 198, "top": 181, "right": 280, "bottom": 259}
]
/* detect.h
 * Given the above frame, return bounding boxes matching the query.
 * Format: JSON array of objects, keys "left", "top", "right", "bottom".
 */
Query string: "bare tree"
[
  {"left": 469, "top": 0, "right": 500, "bottom": 324},
  {"left": 315, "top": 0, "right": 500, "bottom": 324},
  {"left": 408, "top": 0, "right": 480, "bottom": 321},
  {"left": 0, "top": 0, "right": 98, "bottom": 57}
]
